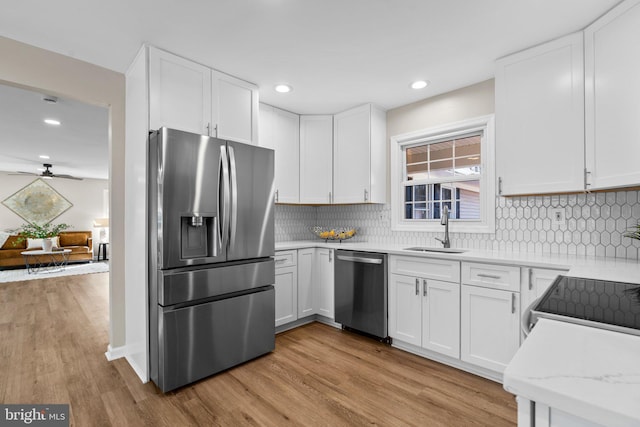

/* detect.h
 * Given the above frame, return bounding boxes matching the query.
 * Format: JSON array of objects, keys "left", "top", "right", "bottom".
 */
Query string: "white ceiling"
[
  {"left": 0, "top": 84, "right": 109, "bottom": 180},
  {"left": 0, "top": 0, "right": 621, "bottom": 178}
]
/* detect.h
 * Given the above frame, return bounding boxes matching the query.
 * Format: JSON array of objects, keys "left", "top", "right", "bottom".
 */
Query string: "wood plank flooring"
[{"left": 0, "top": 273, "right": 517, "bottom": 426}]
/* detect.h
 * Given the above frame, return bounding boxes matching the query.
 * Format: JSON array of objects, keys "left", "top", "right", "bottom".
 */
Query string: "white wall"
[{"left": 0, "top": 172, "right": 108, "bottom": 253}]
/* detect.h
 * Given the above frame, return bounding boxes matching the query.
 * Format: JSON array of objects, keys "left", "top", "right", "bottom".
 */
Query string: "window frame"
[{"left": 390, "top": 115, "right": 496, "bottom": 233}]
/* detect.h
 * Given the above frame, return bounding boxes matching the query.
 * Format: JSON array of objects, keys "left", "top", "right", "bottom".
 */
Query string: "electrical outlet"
[{"left": 550, "top": 208, "right": 566, "bottom": 227}]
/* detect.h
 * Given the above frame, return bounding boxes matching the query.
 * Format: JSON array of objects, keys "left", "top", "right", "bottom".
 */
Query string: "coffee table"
[{"left": 21, "top": 249, "right": 72, "bottom": 274}]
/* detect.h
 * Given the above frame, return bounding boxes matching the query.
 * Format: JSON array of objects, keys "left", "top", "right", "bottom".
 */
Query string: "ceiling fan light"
[{"left": 39, "top": 155, "right": 50, "bottom": 159}]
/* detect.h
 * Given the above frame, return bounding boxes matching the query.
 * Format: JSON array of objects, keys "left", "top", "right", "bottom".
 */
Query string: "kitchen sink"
[{"left": 403, "top": 247, "right": 468, "bottom": 254}]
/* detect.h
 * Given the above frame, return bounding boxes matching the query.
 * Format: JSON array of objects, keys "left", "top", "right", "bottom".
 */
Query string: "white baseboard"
[
  {"left": 104, "top": 344, "right": 129, "bottom": 361},
  {"left": 391, "top": 339, "right": 503, "bottom": 383},
  {"left": 126, "top": 355, "right": 149, "bottom": 383},
  {"left": 105, "top": 344, "right": 149, "bottom": 384}
]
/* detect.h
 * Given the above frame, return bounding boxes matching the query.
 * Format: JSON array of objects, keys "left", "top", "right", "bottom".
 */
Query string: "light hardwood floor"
[{"left": 0, "top": 273, "right": 517, "bottom": 426}]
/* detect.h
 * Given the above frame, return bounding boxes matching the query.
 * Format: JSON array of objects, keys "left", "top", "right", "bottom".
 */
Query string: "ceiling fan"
[{"left": 11, "top": 163, "right": 83, "bottom": 180}]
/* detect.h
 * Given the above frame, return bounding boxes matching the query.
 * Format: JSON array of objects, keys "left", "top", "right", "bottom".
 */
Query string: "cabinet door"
[
  {"left": 212, "top": 71, "right": 258, "bottom": 145},
  {"left": 585, "top": 0, "right": 640, "bottom": 189},
  {"left": 461, "top": 285, "right": 520, "bottom": 372},
  {"left": 315, "top": 248, "right": 334, "bottom": 319},
  {"left": 149, "top": 47, "right": 211, "bottom": 135},
  {"left": 388, "top": 274, "right": 422, "bottom": 347},
  {"left": 496, "top": 32, "right": 584, "bottom": 195},
  {"left": 521, "top": 267, "right": 566, "bottom": 313},
  {"left": 333, "top": 104, "right": 371, "bottom": 203},
  {"left": 300, "top": 115, "right": 333, "bottom": 204},
  {"left": 297, "top": 248, "right": 315, "bottom": 318},
  {"left": 272, "top": 106, "right": 300, "bottom": 204},
  {"left": 275, "top": 266, "right": 298, "bottom": 327},
  {"left": 422, "top": 279, "right": 460, "bottom": 359},
  {"left": 258, "top": 103, "right": 275, "bottom": 149}
]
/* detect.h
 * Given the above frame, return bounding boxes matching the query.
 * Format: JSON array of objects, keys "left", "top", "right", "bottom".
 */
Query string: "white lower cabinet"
[
  {"left": 422, "top": 279, "right": 460, "bottom": 358},
  {"left": 460, "top": 284, "right": 520, "bottom": 372},
  {"left": 389, "top": 272, "right": 460, "bottom": 358},
  {"left": 388, "top": 274, "right": 422, "bottom": 346},
  {"left": 274, "top": 251, "right": 298, "bottom": 327},
  {"left": 315, "top": 248, "right": 334, "bottom": 319},
  {"left": 296, "top": 247, "right": 334, "bottom": 320},
  {"left": 297, "top": 248, "right": 315, "bottom": 318},
  {"left": 521, "top": 267, "right": 567, "bottom": 313}
]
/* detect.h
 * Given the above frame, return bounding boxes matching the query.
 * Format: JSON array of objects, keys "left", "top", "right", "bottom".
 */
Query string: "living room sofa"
[{"left": 0, "top": 231, "right": 93, "bottom": 268}]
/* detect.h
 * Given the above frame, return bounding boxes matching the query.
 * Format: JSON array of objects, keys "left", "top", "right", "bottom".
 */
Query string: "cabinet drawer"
[
  {"left": 274, "top": 250, "right": 297, "bottom": 268},
  {"left": 461, "top": 262, "right": 520, "bottom": 292},
  {"left": 390, "top": 256, "right": 460, "bottom": 283}
]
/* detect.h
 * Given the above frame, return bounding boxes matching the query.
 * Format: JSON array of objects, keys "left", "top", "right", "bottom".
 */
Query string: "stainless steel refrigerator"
[{"left": 148, "top": 127, "right": 275, "bottom": 393}]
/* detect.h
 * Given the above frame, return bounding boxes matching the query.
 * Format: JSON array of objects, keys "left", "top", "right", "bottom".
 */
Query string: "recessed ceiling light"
[
  {"left": 44, "top": 119, "right": 61, "bottom": 125},
  {"left": 274, "top": 84, "right": 292, "bottom": 93},
  {"left": 39, "top": 155, "right": 50, "bottom": 159},
  {"left": 411, "top": 80, "right": 429, "bottom": 90}
]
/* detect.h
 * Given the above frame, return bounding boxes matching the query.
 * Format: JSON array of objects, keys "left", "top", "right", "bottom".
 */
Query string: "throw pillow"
[{"left": 26, "top": 236, "right": 59, "bottom": 249}]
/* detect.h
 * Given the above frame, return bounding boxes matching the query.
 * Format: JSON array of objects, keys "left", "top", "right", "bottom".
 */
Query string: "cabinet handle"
[
  {"left": 511, "top": 293, "right": 516, "bottom": 314},
  {"left": 415, "top": 278, "right": 419, "bottom": 295},
  {"left": 478, "top": 273, "right": 501, "bottom": 280},
  {"left": 528, "top": 268, "right": 533, "bottom": 290},
  {"left": 584, "top": 168, "right": 591, "bottom": 188},
  {"left": 328, "top": 250, "right": 332, "bottom": 263},
  {"left": 423, "top": 279, "right": 427, "bottom": 297},
  {"left": 498, "top": 177, "right": 503, "bottom": 195},
  {"left": 275, "top": 189, "right": 279, "bottom": 203},
  {"left": 275, "top": 258, "right": 287, "bottom": 264},
  {"left": 206, "top": 123, "right": 211, "bottom": 136},
  {"left": 364, "top": 189, "right": 368, "bottom": 202},
  {"left": 329, "top": 191, "right": 332, "bottom": 204}
]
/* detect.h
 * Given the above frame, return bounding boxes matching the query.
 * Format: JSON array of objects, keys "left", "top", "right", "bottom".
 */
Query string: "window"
[{"left": 390, "top": 115, "right": 495, "bottom": 233}]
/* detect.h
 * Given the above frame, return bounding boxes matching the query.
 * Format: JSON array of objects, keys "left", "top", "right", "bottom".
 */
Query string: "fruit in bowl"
[{"left": 311, "top": 226, "right": 357, "bottom": 241}]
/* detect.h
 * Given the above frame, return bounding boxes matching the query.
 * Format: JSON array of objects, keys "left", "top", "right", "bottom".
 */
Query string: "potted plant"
[
  {"left": 14, "top": 222, "right": 71, "bottom": 251},
  {"left": 624, "top": 222, "right": 640, "bottom": 242}
]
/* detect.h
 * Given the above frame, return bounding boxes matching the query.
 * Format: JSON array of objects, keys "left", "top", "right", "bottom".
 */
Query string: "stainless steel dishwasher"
[{"left": 334, "top": 250, "right": 388, "bottom": 341}]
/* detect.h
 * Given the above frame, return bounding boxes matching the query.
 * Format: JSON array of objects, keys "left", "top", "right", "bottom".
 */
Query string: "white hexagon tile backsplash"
[{"left": 275, "top": 190, "right": 640, "bottom": 260}]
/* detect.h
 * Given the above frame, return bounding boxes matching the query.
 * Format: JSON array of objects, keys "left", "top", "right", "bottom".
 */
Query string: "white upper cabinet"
[
  {"left": 333, "top": 104, "right": 387, "bottom": 204},
  {"left": 300, "top": 115, "right": 333, "bottom": 204},
  {"left": 148, "top": 46, "right": 258, "bottom": 144},
  {"left": 212, "top": 71, "right": 259, "bottom": 145},
  {"left": 149, "top": 47, "right": 212, "bottom": 135},
  {"left": 496, "top": 32, "right": 585, "bottom": 195},
  {"left": 259, "top": 103, "right": 300, "bottom": 204},
  {"left": 585, "top": 0, "right": 640, "bottom": 190}
]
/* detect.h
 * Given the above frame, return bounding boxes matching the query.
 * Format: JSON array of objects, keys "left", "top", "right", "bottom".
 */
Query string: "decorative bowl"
[{"left": 310, "top": 226, "right": 357, "bottom": 242}]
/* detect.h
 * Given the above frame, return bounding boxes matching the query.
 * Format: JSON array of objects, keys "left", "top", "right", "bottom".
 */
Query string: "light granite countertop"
[
  {"left": 503, "top": 318, "right": 640, "bottom": 427},
  {"left": 275, "top": 240, "right": 640, "bottom": 283}
]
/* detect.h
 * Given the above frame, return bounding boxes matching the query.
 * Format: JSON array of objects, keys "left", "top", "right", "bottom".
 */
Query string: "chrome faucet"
[{"left": 435, "top": 205, "right": 450, "bottom": 248}]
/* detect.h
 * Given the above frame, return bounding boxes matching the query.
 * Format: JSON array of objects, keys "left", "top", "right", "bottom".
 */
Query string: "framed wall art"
[{"left": 2, "top": 178, "right": 72, "bottom": 224}]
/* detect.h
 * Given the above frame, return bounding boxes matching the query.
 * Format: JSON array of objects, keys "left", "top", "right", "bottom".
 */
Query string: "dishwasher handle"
[{"left": 336, "top": 255, "right": 383, "bottom": 265}]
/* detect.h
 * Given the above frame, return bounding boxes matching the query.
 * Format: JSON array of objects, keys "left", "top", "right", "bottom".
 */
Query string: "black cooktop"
[{"left": 533, "top": 275, "right": 640, "bottom": 334}]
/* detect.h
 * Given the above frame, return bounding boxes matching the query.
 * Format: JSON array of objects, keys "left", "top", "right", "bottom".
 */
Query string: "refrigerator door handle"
[
  {"left": 228, "top": 145, "right": 238, "bottom": 252},
  {"left": 220, "top": 145, "right": 230, "bottom": 248}
]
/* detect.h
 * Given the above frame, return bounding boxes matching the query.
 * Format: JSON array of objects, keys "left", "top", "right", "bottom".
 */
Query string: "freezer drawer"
[
  {"left": 154, "top": 286, "right": 275, "bottom": 393},
  {"left": 157, "top": 258, "right": 275, "bottom": 306}
]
